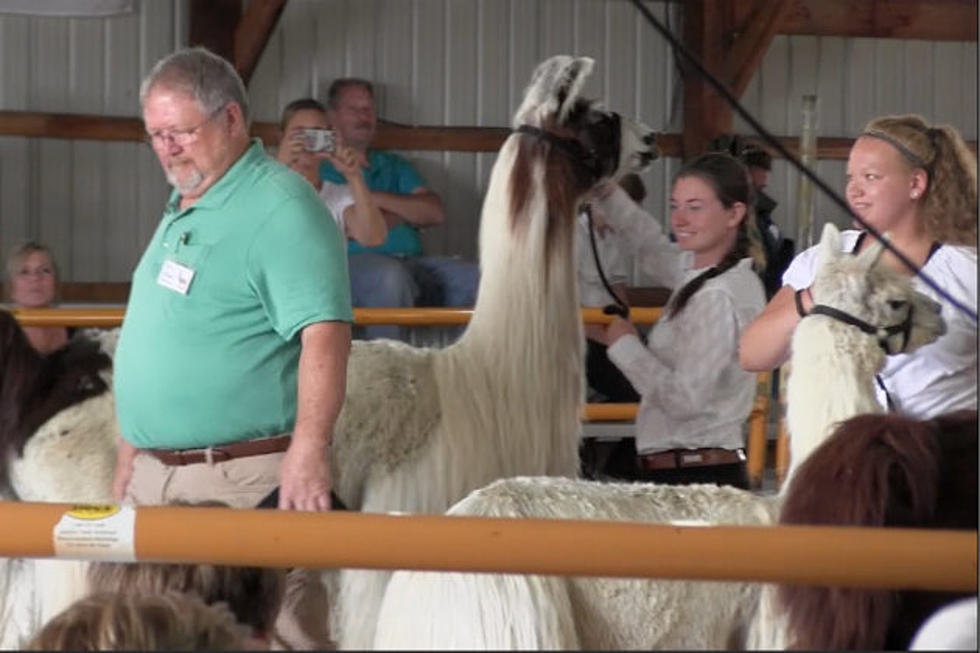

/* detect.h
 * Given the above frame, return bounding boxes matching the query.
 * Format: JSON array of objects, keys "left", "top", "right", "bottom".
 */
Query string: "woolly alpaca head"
[
  {"left": 784, "top": 223, "right": 946, "bottom": 486},
  {"left": 807, "top": 222, "right": 945, "bottom": 356}
]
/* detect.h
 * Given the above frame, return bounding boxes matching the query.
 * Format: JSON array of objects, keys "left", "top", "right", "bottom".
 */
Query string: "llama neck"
[
  {"left": 437, "top": 138, "right": 584, "bottom": 481},
  {"left": 783, "top": 318, "right": 885, "bottom": 491}
]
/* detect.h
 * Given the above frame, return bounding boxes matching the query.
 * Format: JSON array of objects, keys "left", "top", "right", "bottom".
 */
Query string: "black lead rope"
[
  {"left": 627, "top": 0, "right": 977, "bottom": 325},
  {"left": 585, "top": 204, "right": 630, "bottom": 319}
]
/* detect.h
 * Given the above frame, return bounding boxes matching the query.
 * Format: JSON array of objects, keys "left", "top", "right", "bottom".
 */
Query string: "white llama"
[
  {"left": 330, "top": 53, "right": 656, "bottom": 649},
  {"left": 372, "top": 222, "right": 946, "bottom": 650},
  {"left": 0, "top": 55, "right": 658, "bottom": 650}
]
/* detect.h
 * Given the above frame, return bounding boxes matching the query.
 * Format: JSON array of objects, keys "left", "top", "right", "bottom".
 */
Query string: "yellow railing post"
[
  {"left": 9, "top": 306, "right": 663, "bottom": 328},
  {"left": 0, "top": 502, "right": 974, "bottom": 591},
  {"left": 746, "top": 379, "right": 770, "bottom": 489}
]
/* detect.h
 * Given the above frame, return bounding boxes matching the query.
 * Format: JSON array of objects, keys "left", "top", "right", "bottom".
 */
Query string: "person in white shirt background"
[
  {"left": 740, "top": 114, "right": 978, "bottom": 419},
  {"left": 275, "top": 98, "right": 387, "bottom": 248},
  {"left": 577, "top": 172, "right": 647, "bottom": 404},
  {"left": 594, "top": 152, "right": 766, "bottom": 488}
]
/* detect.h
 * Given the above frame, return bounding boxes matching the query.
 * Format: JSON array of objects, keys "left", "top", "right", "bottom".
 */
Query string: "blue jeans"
[{"left": 348, "top": 252, "right": 480, "bottom": 340}]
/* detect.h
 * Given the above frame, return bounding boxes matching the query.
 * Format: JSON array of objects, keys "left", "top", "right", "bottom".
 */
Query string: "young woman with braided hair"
[
  {"left": 592, "top": 152, "right": 766, "bottom": 488},
  {"left": 741, "top": 114, "right": 977, "bottom": 419}
]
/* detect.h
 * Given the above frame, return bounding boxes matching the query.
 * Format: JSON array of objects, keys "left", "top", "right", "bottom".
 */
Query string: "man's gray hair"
[{"left": 140, "top": 47, "right": 250, "bottom": 125}]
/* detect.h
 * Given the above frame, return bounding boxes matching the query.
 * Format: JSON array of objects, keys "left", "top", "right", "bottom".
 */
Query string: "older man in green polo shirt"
[{"left": 111, "top": 47, "right": 351, "bottom": 647}]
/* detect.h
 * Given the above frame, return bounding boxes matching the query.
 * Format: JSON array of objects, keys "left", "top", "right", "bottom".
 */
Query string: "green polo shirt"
[{"left": 114, "top": 140, "right": 353, "bottom": 450}]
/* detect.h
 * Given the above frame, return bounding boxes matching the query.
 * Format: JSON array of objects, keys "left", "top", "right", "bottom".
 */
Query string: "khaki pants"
[{"left": 125, "top": 451, "right": 332, "bottom": 650}]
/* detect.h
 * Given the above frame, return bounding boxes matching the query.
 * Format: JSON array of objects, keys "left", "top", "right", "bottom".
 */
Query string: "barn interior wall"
[{"left": 0, "top": 0, "right": 974, "bottom": 286}]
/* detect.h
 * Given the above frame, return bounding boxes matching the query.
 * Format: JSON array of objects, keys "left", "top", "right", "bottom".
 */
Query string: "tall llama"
[
  {"left": 0, "top": 55, "right": 658, "bottom": 650},
  {"left": 373, "top": 222, "right": 947, "bottom": 650},
  {"left": 331, "top": 54, "right": 657, "bottom": 649},
  {"left": 777, "top": 409, "right": 977, "bottom": 651}
]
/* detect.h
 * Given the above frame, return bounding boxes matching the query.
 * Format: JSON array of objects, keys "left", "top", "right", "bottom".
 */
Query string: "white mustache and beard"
[{"left": 165, "top": 161, "right": 205, "bottom": 195}]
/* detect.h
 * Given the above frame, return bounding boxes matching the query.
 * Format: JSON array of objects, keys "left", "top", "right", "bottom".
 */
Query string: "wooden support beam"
[
  {"left": 733, "top": 0, "right": 978, "bottom": 42},
  {"left": 188, "top": 0, "right": 241, "bottom": 62},
  {"left": 234, "top": 0, "right": 288, "bottom": 85},
  {"left": 0, "top": 111, "right": 974, "bottom": 160},
  {"left": 681, "top": 0, "right": 733, "bottom": 159},
  {"left": 730, "top": 0, "right": 793, "bottom": 99}
]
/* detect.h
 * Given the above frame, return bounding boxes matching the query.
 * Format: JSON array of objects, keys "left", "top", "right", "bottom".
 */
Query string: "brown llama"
[{"left": 778, "top": 409, "right": 978, "bottom": 650}]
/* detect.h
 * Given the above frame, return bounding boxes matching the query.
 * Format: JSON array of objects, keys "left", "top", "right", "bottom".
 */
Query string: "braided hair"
[{"left": 667, "top": 152, "right": 764, "bottom": 319}]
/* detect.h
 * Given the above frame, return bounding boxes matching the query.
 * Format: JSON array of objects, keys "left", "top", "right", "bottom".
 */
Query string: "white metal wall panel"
[
  {"left": 0, "top": 0, "right": 180, "bottom": 286},
  {"left": 735, "top": 34, "right": 978, "bottom": 250},
  {"left": 0, "top": 1, "right": 976, "bottom": 285},
  {"left": 247, "top": 0, "right": 687, "bottom": 283}
]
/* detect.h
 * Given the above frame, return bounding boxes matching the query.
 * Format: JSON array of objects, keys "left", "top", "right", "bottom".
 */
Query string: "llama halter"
[
  {"left": 514, "top": 124, "right": 606, "bottom": 180},
  {"left": 515, "top": 123, "right": 631, "bottom": 318},
  {"left": 804, "top": 299, "right": 916, "bottom": 356}
]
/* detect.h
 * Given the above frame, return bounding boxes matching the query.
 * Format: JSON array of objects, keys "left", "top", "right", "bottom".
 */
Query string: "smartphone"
[{"left": 296, "top": 128, "right": 336, "bottom": 154}]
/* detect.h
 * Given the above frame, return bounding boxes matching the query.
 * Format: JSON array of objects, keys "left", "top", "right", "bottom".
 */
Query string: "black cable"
[
  {"left": 628, "top": 0, "right": 977, "bottom": 323},
  {"left": 585, "top": 204, "right": 630, "bottom": 319}
]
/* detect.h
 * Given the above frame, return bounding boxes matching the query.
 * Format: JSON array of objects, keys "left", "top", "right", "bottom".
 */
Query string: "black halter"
[
  {"left": 515, "top": 124, "right": 605, "bottom": 181},
  {"left": 806, "top": 302, "right": 915, "bottom": 356},
  {"left": 515, "top": 124, "right": 629, "bottom": 319}
]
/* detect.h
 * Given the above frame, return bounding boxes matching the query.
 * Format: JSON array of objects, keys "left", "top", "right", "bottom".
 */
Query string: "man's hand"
[
  {"left": 283, "top": 321, "right": 350, "bottom": 512},
  {"left": 603, "top": 315, "right": 639, "bottom": 347},
  {"left": 278, "top": 438, "right": 332, "bottom": 511},
  {"left": 111, "top": 438, "right": 138, "bottom": 502}
]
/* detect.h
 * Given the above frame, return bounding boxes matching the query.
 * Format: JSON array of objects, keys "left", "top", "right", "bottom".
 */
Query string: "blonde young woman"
[
  {"left": 741, "top": 114, "right": 978, "bottom": 418},
  {"left": 4, "top": 242, "right": 71, "bottom": 355},
  {"left": 594, "top": 152, "right": 766, "bottom": 488}
]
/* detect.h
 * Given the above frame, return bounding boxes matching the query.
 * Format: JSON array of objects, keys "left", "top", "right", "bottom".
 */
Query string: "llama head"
[
  {"left": 505, "top": 55, "right": 658, "bottom": 257},
  {"left": 809, "top": 222, "right": 945, "bottom": 356},
  {"left": 513, "top": 55, "right": 658, "bottom": 183}
]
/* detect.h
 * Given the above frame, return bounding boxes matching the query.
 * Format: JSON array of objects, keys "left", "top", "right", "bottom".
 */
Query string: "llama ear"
[
  {"left": 552, "top": 56, "right": 594, "bottom": 122},
  {"left": 815, "top": 222, "right": 843, "bottom": 271},
  {"left": 856, "top": 232, "right": 888, "bottom": 269},
  {"left": 513, "top": 55, "right": 595, "bottom": 128}
]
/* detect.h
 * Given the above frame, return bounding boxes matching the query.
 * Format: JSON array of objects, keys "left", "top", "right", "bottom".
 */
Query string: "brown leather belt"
[
  {"left": 637, "top": 447, "right": 745, "bottom": 471},
  {"left": 143, "top": 434, "right": 292, "bottom": 467}
]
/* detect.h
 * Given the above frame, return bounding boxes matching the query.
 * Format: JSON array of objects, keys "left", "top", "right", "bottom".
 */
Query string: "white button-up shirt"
[
  {"left": 596, "top": 188, "right": 766, "bottom": 455},
  {"left": 783, "top": 229, "right": 977, "bottom": 418}
]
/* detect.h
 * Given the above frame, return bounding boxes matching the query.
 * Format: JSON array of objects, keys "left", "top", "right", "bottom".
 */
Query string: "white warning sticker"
[{"left": 53, "top": 504, "right": 136, "bottom": 561}]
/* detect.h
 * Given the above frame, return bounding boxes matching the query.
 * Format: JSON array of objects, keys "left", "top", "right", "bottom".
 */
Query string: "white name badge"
[{"left": 157, "top": 258, "right": 196, "bottom": 294}]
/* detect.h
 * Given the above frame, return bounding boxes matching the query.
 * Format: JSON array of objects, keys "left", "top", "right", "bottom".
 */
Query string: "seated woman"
[
  {"left": 4, "top": 242, "right": 71, "bottom": 355},
  {"left": 592, "top": 152, "right": 766, "bottom": 488},
  {"left": 740, "top": 114, "right": 978, "bottom": 418},
  {"left": 275, "top": 97, "right": 387, "bottom": 248}
]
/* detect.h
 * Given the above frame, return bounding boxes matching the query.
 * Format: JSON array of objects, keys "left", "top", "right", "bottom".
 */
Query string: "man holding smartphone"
[{"left": 321, "top": 78, "right": 480, "bottom": 341}]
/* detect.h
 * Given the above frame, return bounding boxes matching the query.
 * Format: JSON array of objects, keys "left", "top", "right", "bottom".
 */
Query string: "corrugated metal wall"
[
  {"left": 0, "top": 0, "right": 975, "bottom": 285},
  {"left": 249, "top": 0, "right": 682, "bottom": 266},
  {"left": 0, "top": 0, "right": 185, "bottom": 283},
  {"left": 736, "top": 34, "right": 978, "bottom": 251}
]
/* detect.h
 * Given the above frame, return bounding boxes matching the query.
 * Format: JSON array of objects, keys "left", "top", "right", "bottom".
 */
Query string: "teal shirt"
[
  {"left": 320, "top": 149, "right": 425, "bottom": 256},
  {"left": 114, "top": 140, "right": 353, "bottom": 450}
]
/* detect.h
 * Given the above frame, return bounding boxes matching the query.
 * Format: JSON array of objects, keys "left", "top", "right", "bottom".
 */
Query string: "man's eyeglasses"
[{"left": 144, "top": 104, "right": 226, "bottom": 148}]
